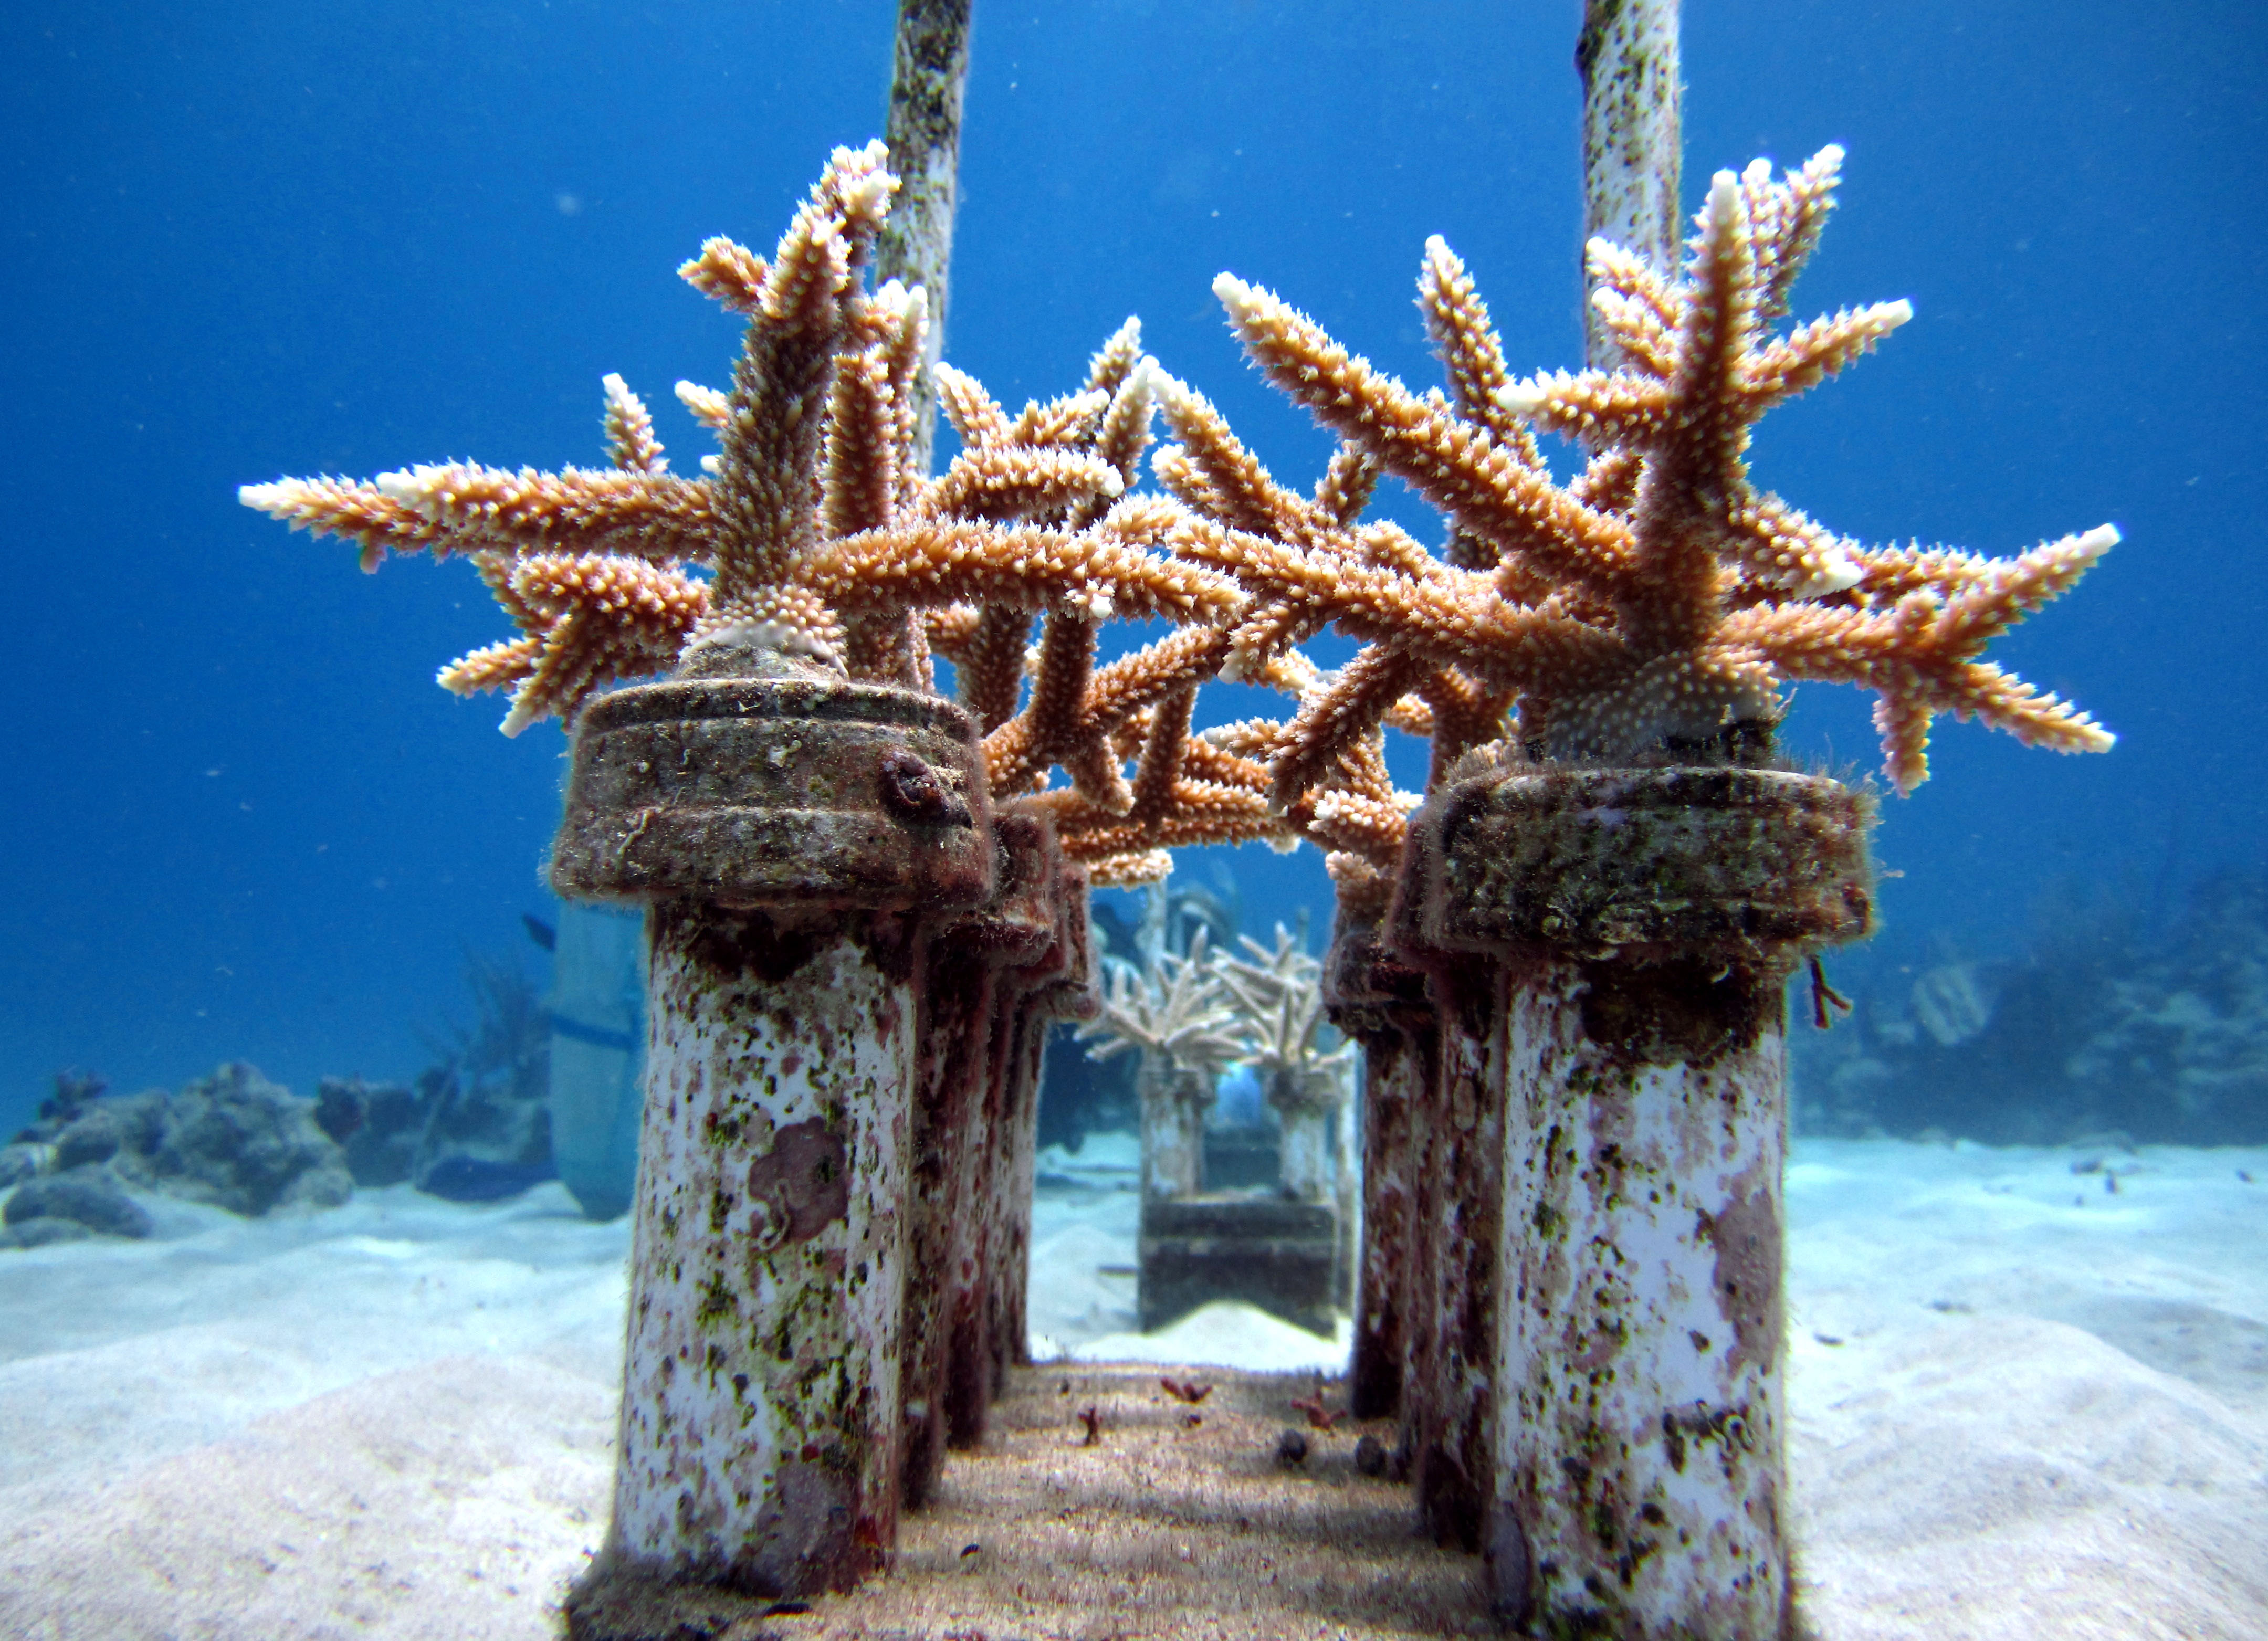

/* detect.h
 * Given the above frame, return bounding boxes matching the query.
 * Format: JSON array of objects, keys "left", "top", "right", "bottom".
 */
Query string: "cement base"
[{"left": 1138, "top": 1194, "right": 1338, "bottom": 1337}]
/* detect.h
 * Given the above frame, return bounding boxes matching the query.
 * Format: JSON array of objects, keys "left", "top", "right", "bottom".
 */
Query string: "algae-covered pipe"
[
  {"left": 984, "top": 858, "right": 1094, "bottom": 1394},
  {"left": 875, "top": 0, "right": 974, "bottom": 478},
  {"left": 1138, "top": 1056, "right": 1213, "bottom": 1198},
  {"left": 1267, "top": 1063, "right": 1350, "bottom": 1205},
  {"left": 904, "top": 808, "right": 1087, "bottom": 1498},
  {"left": 1378, "top": 933, "right": 1509, "bottom": 1549},
  {"left": 552, "top": 643, "right": 995, "bottom": 1626},
  {"left": 1321, "top": 912, "right": 1435, "bottom": 1424},
  {"left": 625, "top": 899, "right": 916, "bottom": 1586},
  {"left": 1395, "top": 762, "right": 1872, "bottom": 1638},
  {"left": 901, "top": 941, "right": 995, "bottom": 1508},
  {"left": 1578, "top": 0, "right": 1682, "bottom": 364}
]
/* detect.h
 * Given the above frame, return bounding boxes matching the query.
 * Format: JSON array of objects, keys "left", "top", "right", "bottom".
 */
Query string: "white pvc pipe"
[
  {"left": 1139, "top": 1057, "right": 1211, "bottom": 1198},
  {"left": 607, "top": 904, "right": 910, "bottom": 1597},
  {"left": 1579, "top": 0, "right": 1683, "bottom": 364},
  {"left": 1492, "top": 960, "right": 1790, "bottom": 1638},
  {"left": 1269, "top": 1066, "right": 1347, "bottom": 1204}
]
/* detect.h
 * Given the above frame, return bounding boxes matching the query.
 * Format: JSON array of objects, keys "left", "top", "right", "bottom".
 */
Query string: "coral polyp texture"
[{"left": 1174, "top": 144, "right": 2115, "bottom": 800}]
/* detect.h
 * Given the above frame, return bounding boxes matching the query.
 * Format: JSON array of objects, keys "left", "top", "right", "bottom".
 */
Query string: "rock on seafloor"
[
  {"left": 3, "top": 1061, "right": 351, "bottom": 1245},
  {"left": 2, "top": 1169, "right": 152, "bottom": 1240}
]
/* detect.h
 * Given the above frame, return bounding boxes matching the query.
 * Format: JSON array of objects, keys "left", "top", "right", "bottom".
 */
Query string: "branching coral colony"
[
  {"left": 244, "top": 138, "right": 2112, "bottom": 1636},
  {"left": 1172, "top": 143, "right": 2110, "bottom": 836}
]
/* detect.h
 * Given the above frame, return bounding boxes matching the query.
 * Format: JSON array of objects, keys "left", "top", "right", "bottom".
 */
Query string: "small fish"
[{"left": 522, "top": 913, "right": 557, "bottom": 952}]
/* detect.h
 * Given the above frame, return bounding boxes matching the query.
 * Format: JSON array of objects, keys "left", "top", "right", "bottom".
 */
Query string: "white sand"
[{"left": 2, "top": 1135, "right": 2263, "bottom": 1638}]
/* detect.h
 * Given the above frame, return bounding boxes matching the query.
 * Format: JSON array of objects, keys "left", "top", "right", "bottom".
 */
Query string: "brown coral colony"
[{"left": 242, "top": 140, "right": 2114, "bottom": 887}]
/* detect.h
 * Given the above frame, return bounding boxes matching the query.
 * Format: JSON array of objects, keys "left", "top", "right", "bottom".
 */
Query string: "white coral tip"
[
  {"left": 1790, "top": 549, "right": 1865, "bottom": 599},
  {"left": 373, "top": 466, "right": 435, "bottom": 504},
  {"left": 1119, "top": 355, "right": 1156, "bottom": 405},
  {"left": 1213, "top": 272, "right": 1264, "bottom": 322},
  {"left": 1706, "top": 168, "right": 1743, "bottom": 224},
  {"left": 845, "top": 173, "right": 892, "bottom": 217},
  {"left": 1494, "top": 379, "right": 1546, "bottom": 419}
]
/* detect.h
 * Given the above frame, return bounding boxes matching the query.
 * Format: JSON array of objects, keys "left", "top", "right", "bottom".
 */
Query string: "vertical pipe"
[
  {"left": 610, "top": 903, "right": 912, "bottom": 1594},
  {"left": 1332, "top": 1072, "right": 1360, "bottom": 1312},
  {"left": 933, "top": 831, "right": 1090, "bottom": 1443},
  {"left": 1393, "top": 764, "right": 1871, "bottom": 1636},
  {"left": 1352, "top": 1037, "right": 1421, "bottom": 1418},
  {"left": 1269, "top": 1066, "right": 1349, "bottom": 1204},
  {"left": 989, "top": 1002, "right": 1046, "bottom": 1378},
  {"left": 1324, "top": 911, "right": 1436, "bottom": 1423},
  {"left": 944, "top": 993, "right": 1012, "bottom": 1440},
  {"left": 900, "top": 943, "right": 994, "bottom": 1507},
  {"left": 908, "top": 808, "right": 1068, "bottom": 1488},
  {"left": 876, "top": 0, "right": 975, "bottom": 477},
  {"left": 1495, "top": 954, "right": 1793, "bottom": 1637},
  {"left": 1324, "top": 910, "right": 1437, "bottom": 1424},
  {"left": 1410, "top": 962, "right": 1508, "bottom": 1551},
  {"left": 551, "top": 656, "right": 995, "bottom": 1629},
  {"left": 988, "top": 861, "right": 1094, "bottom": 1387},
  {"left": 1578, "top": 0, "right": 1682, "bottom": 365},
  {"left": 1139, "top": 1057, "right": 1211, "bottom": 1198}
]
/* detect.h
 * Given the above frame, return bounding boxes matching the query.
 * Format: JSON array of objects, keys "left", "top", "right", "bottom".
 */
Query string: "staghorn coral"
[
  {"left": 243, "top": 143, "right": 2117, "bottom": 899},
  {"left": 1077, "top": 921, "right": 1356, "bottom": 1114},
  {"left": 243, "top": 143, "right": 1236, "bottom": 737},
  {"left": 239, "top": 143, "right": 1311, "bottom": 890},
  {"left": 1171, "top": 145, "right": 2114, "bottom": 804},
  {"left": 1075, "top": 928, "right": 1246, "bottom": 1082},
  {"left": 1213, "top": 923, "right": 1359, "bottom": 1092}
]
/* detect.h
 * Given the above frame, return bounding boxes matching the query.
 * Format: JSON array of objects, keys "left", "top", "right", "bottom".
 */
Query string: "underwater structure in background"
[
  {"left": 1078, "top": 915, "right": 1359, "bottom": 1335},
  {"left": 237, "top": 0, "right": 2118, "bottom": 1633}
]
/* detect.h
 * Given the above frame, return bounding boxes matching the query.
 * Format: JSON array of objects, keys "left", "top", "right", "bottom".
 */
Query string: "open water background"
[{"left": 2, "top": 0, "right": 2262, "bottom": 1134}]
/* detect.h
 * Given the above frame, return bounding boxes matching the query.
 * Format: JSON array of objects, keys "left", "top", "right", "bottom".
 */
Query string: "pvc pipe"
[
  {"left": 609, "top": 902, "right": 912, "bottom": 1594},
  {"left": 1139, "top": 1058, "right": 1212, "bottom": 1198},
  {"left": 1394, "top": 764, "right": 1873, "bottom": 1633},
  {"left": 1578, "top": 0, "right": 1682, "bottom": 365}
]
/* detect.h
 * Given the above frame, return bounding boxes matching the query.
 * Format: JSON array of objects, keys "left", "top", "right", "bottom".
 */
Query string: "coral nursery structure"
[
  {"left": 244, "top": 83, "right": 2112, "bottom": 1638},
  {"left": 1079, "top": 921, "right": 1362, "bottom": 1334},
  {"left": 1078, "top": 926, "right": 1245, "bottom": 1198}
]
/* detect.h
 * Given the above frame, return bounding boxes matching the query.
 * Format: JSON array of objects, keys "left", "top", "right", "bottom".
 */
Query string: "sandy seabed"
[{"left": 1, "top": 1133, "right": 2262, "bottom": 1640}]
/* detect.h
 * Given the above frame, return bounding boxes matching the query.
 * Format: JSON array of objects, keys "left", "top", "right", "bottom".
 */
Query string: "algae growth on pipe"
[
  {"left": 547, "top": 644, "right": 998, "bottom": 1625},
  {"left": 1396, "top": 762, "right": 1874, "bottom": 1634}
]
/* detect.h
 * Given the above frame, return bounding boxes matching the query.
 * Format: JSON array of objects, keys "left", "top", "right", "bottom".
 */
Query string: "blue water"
[{"left": 3, "top": 0, "right": 2262, "bottom": 1133}]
